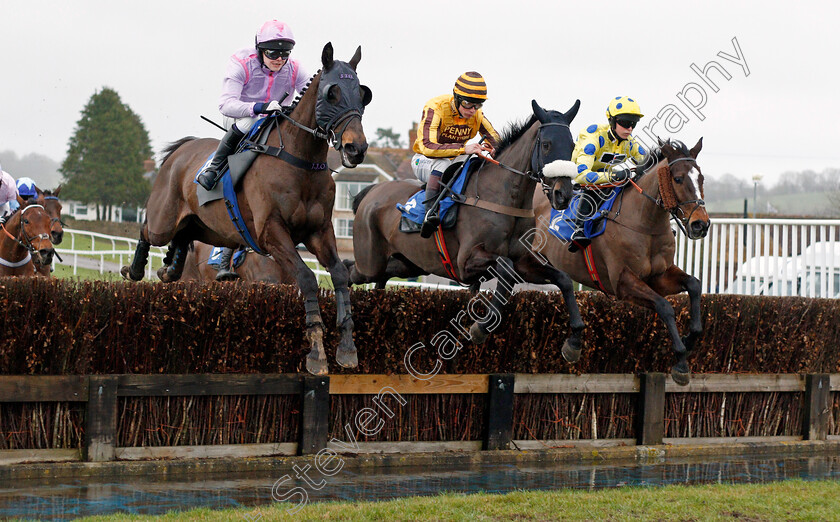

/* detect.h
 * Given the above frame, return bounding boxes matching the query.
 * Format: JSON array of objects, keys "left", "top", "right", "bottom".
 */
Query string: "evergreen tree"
[
  {"left": 61, "top": 87, "right": 152, "bottom": 218},
  {"left": 373, "top": 127, "right": 403, "bottom": 148}
]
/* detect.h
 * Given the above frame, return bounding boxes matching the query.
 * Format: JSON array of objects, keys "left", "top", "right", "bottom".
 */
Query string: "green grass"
[
  {"left": 65, "top": 479, "right": 840, "bottom": 521},
  {"left": 51, "top": 263, "right": 125, "bottom": 281}
]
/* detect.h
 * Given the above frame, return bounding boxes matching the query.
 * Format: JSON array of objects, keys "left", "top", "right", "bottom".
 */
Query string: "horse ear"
[
  {"left": 349, "top": 46, "right": 362, "bottom": 70},
  {"left": 54, "top": 185, "right": 62, "bottom": 196},
  {"left": 563, "top": 99, "right": 581, "bottom": 123},
  {"left": 689, "top": 137, "right": 703, "bottom": 158},
  {"left": 531, "top": 100, "right": 548, "bottom": 122},
  {"left": 321, "top": 42, "right": 335, "bottom": 70}
]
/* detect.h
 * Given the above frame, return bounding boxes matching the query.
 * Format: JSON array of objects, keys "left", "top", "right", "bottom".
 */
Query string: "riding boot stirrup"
[{"left": 197, "top": 126, "right": 245, "bottom": 191}]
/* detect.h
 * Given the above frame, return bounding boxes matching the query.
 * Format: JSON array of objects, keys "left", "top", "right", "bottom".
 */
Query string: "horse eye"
[
  {"left": 328, "top": 85, "right": 341, "bottom": 104},
  {"left": 542, "top": 141, "right": 551, "bottom": 152},
  {"left": 674, "top": 177, "right": 684, "bottom": 184}
]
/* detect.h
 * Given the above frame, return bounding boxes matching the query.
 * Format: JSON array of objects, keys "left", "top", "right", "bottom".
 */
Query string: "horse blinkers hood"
[{"left": 315, "top": 62, "right": 372, "bottom": 149}]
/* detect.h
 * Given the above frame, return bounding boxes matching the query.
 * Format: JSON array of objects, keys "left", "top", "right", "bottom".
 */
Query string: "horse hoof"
[
  {"left": 306, "top": 356, "right": 329, "bottom": 376},
  {"left": 671, "top": 367, "right": 691, "bottom": 386},
  {"left": 561, "top": 339, "right": 581, "bottom": 364},
  {"left": 121, "top": 266, "right": 142, "bottom": 281},
  {"left": 469, "top": 322, "right": 488, "bottom": 344},
  {"left": 215, "top": 272, "right": 240, "bottom": 282},
  {"left": 336, "top": 347, "right": 358, "bottom": 368}
]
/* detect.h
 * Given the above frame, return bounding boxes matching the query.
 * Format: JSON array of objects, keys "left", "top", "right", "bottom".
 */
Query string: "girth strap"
[
  {"left": 433, "top": 225, "right": 468, "bottom": 286},
  {"left": 582, "top": 245, "right": 608, "bottom": 293},
  {"left": 222, "top": 173, "right": 265, "bottom": 255},
  {"left": 453, "top": 195, "right": 535, "bottom": 218}
]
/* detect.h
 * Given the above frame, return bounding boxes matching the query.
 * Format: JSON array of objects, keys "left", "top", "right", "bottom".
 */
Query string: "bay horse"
[
  {"left": 0, "top": 200, "right": 56, "bottom": 277},
  {"left": 347, "top": 100, "right": 586, "bottom": 352},
  {"left": 180, "top": 241, "right": 295, "bottom": 284},
  {"left": 120, "top": 43, "right": 371, "bottom": 375},
  {"left": 534, "top": 138, "right": 709, "bottom": 385},
  {"left": 31, "top": 186, "right": 65, "bottom": 276}
]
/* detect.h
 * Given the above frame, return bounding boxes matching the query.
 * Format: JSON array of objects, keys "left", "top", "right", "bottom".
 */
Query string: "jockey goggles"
[
  {"left": 459, "top": 99, "right": 483, "bottom": 110},
  {"left": 263, "top": 48, "right": 291, "bottom": 60},
  {"left": 615, "top": 118, "right": 638, "bottom": 129}
]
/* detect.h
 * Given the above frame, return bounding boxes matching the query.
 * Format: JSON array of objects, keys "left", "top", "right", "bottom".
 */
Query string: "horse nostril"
[{"left": 344, "top": 143, "right": 358, "bottom": 157}]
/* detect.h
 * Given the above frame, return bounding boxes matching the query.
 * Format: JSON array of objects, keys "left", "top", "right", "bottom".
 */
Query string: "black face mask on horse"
[{"left": 315, "top": 61, "right": 372, "bottom": 152}]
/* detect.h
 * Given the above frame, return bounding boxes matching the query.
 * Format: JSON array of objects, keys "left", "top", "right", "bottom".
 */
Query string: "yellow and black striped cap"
[{"left": 453, "top": 71, "right": 488, "bottom": 101}]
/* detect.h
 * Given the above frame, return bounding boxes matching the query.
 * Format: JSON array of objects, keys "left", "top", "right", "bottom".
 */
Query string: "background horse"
[
  {"left": 0, "top": 201, "right": 56, "bottom": 277},
  {"left": 30, "top": 186, "right": 64, "bottom": 276},
  {"left": 535, "top": 138, "right": 709, "bottom": 385},
  {"left": 121, "top": 43, "right": 371, "bottom": 375},
  {"left": 348, "top": 100, "right": 586, "bottom": 353},
  {"left": 180, "top": 241, "right": 295, "bottom": 284}
]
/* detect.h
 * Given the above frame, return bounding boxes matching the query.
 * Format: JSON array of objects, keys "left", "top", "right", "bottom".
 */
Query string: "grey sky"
[{"left": 1, "top": 0, "right": 837, "bottom": 187}]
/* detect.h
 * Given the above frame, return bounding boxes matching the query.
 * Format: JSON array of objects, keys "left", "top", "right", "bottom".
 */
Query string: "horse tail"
[
  {"left": 159, "top": 136, "right": 199, "bottom": 167},
  {"left": 352, "top": 183, "right": 377, "bottom": 215}
]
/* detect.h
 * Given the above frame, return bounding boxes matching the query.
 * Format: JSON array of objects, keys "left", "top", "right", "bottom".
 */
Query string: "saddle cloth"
[
  {"left": 207, "top": 246, "right": 248, "bottom": 269},
  {"left": 548, "top": 186, "right": 624, "bottom": 242},
  {"left": 396, "top": 158, "right": 472, "bottom": 233},
  {"left": 194, "top": 117, "right": 275, "bottom": 207}
]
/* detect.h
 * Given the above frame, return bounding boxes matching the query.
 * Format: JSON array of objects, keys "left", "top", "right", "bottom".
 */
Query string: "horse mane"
[
  {"left": 160, "top": 137, "right": 199, "bottom": 166},
  {"left": 286, "top": 70, "right": 320, "bottom": 113},
  {"left": 352, "top": 183, "right": 376, "bottom": 214},
  {"left": 493, "top": 115, "right": 538, "bottom": 157}
]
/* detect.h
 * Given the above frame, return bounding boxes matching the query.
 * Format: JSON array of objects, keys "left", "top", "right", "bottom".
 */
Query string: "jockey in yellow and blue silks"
[{"left": 567, "top": 96, "right": 648, "bottom": 252}]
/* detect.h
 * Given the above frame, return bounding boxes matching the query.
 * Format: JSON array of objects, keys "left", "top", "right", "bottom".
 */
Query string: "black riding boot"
[
  {"left": 568, "top": 194, "right": 595, "bottom": 253},
  {"left": 197, "top": 126, "right": 245, "bottom": 191},
  {"left": 420, "top": 172, "right": 443, "bottom": 238},
  {"left": 215, "top": 247, "right": 239, "bottom": 281}
]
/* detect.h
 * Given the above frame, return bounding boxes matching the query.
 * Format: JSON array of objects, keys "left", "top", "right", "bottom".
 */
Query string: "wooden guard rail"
[{"left": 0, "top": 373, "right": 836, "bottom": 464}]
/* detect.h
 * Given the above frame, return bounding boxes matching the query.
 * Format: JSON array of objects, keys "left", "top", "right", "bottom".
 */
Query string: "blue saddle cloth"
[
  {"left": 207, "top": 247, "right": 247, "bottom": 269},
  {"left": 548, "top": 187, "right": 624, "bottom": 242},
  {"left": 396, "top": 158, "right": 471, "bottom": 225},
  {"left": 192, "top": 118, "right": 273, "bottom": 184}
]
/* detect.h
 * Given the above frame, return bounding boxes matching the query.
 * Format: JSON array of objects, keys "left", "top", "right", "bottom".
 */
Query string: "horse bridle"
[
  {"left": 477, "top": 122, "right": 570, "bottom": 187},
  {"left": 43, "top": 195, "right": 67, "bottom": 231},
  {"left": 636, "top": 156, "right": 706, "bottom": 236},
  {"left": 0, "top": 204, "right": 52, "bottom": 261}
]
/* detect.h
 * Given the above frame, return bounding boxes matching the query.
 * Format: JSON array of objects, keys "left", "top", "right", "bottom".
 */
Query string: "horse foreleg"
[
  {"left": 648, "top": 265, "right": 703, "bottom": 354},
  {"left": 515, "top": 256, "right": 585, "bottom": 363},
  {"left": 306, "top": 231, "right": 358, "bottom": 370},
  {"left": 263, "top": 223, "right": 329, "bottom": 376},
  {"left": 616, "top": 268, "right": 690, "bottom": 386},
  {"left": 467, "top": 256, "right": 517, "bottom": 345},
  {"left": 121, "top": 228, "right": 151, "bottom": 281},
  {"left": 157, "top": 238, "right": 189, "bottom": 283}
]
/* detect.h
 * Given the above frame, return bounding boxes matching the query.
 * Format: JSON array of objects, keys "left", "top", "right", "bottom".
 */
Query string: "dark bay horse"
[
  {"left": 348, "top": 100, "right": 586, "bottom": 351},
  {"left": 0, "top": 201, "right": 56, "bottom": 277},
  {"left": 121, "top": 43, "right": 371, "bottom": 375},
  {"left": 180, "top": 241, "right": 295, "bottom": 284},
  {"left": 30, "top": 186, "right": 64, "bottom": 276},
  {"left": 535, "top": 138, "right": 709, "bottom": 385}
]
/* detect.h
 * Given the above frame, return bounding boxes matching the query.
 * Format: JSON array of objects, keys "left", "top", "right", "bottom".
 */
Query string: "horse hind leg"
[{"left": 121, "top": 229, "right": 151, "bottom": 281}]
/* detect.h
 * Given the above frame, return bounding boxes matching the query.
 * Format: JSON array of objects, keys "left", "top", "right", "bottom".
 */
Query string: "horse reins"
[
  {"left": 624, "top": 156, "right": 705, "bottom": 236},
  {"left": 449, "top": 122, "right": 570, "bottom": 219}
]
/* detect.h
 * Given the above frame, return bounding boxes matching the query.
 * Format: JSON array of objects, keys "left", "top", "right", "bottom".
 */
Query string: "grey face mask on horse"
[{"left": 315, "top": 62, "right": 372, "bottom": 150}]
